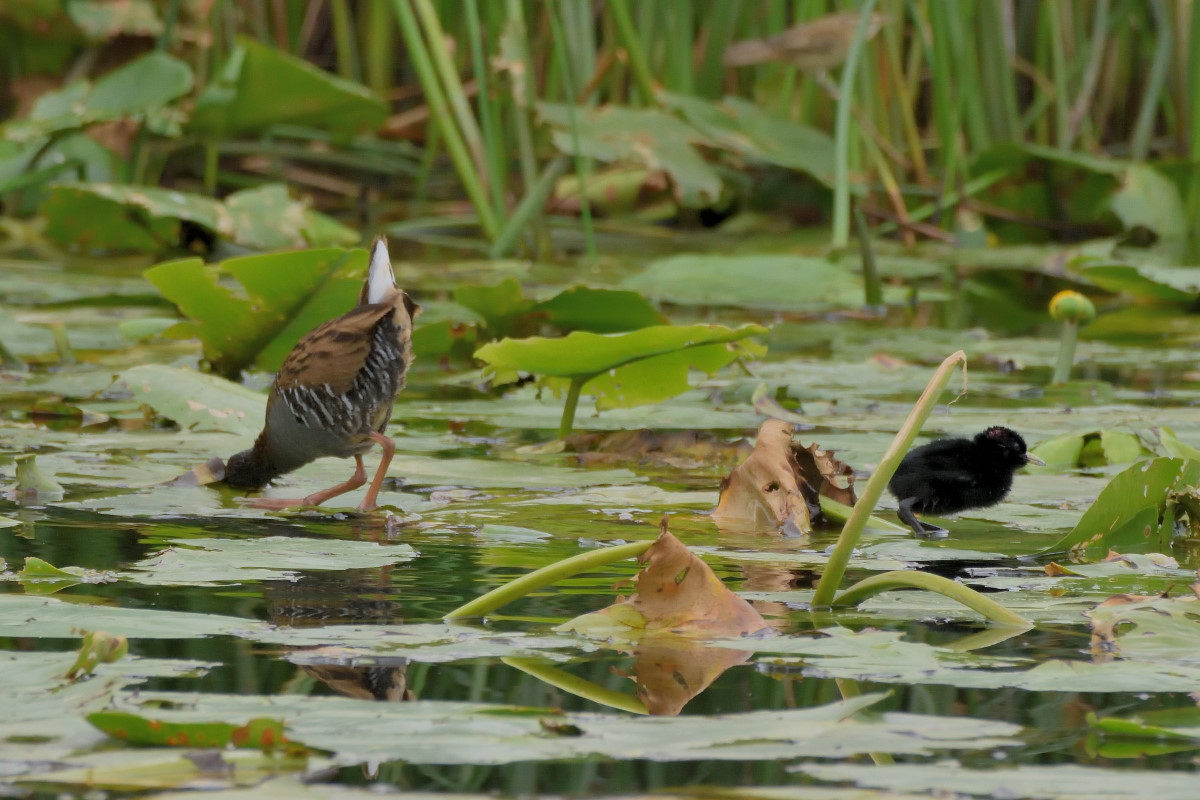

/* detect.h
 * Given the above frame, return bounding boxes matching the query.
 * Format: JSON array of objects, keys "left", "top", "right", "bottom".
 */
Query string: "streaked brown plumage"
[
  {"left": 724, "top": 11, "right": 887, "bottom": 71},
  {"left": 224, "top": 236, "right": 419, "bottom": 511}
]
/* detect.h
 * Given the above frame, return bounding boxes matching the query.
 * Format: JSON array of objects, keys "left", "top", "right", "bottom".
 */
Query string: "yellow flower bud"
[{"left": 1049, "top": 291, "right": 1096, "bottom": 324}]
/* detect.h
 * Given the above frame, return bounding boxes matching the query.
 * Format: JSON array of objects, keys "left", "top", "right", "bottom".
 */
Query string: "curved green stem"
[
  {"left": 833, "top": 570, "right": 1031, "bottom": 628},
  {"left": 445, "top": 540, "right": 653, "bottom": 620},
  {"left": 811, "top": 351, "right": 967, "bottom": 608},
  {"left": 503, "top": 657, "right": 648, "bottom": 715},
  {"left": 558, "top": 376, "right": 586, "bottom": 439}
]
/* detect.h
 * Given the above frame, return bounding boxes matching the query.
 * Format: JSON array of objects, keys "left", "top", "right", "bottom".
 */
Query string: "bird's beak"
[{"left": 1024, "top": 453, "right": 1046, "bottom": 466}]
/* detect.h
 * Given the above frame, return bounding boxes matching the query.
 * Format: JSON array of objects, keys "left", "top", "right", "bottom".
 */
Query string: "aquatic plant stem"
[
  {"left": 833, "top": 571, "right": 1031, "bottom": 627},
  {"left": 1052, "top": 320, "right": 1078, "bottom": 385},
  {"left": 503, "top": 657, "right": 649, "bottom": 714},
  {"left": 608, "top": 0, "right": 658, "bottom": 104},
  {"left": 490, "top": 156, "right": 569, "bottom": 258},
  {"left": 391, "top": 0, "right": 499, "bottom": 240},
  {"left": 558, "top": 376, "right": 586, "bottom": 439},
  {"left": 445, "top": 540, "right": 653, "bottom": 620},
  {"left": 831, "top": 0, "right": 877, "bottom": 249},
  {"left": 811, "top": 351, "right": 967, "bottom": 609}
]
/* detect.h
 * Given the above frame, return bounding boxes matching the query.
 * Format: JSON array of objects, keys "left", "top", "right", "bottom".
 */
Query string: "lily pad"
[
  {"left": 144, "top": 247, "right": 365, "bottom": 378},
  {"left": 190, "top": 37, "right": 387, "bottom": 138},
  {"left": 623, "top": 254, "right": 875, "bottom": 310},
  {"left": 113, "top": 364, "right": 266, "bottom": 436}
]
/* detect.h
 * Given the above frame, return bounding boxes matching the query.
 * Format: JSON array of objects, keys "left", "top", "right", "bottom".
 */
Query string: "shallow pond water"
[{"left": 4, "top": 240, "right": 1200, "bottom": 799}]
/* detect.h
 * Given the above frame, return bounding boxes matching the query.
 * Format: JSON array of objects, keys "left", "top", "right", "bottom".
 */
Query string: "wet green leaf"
[
  {"left": 1029, "top": 429, "right": 1148, "bottom": 469},
  {"left": 477, "top": 324, "right": 766, "bottom": 380},
  {"left": 190, "top": 37, "right": 387, "bottom": 138},
  {"left": 1041, "top": 458, "right": 1200, "bottom": 555},
  {"left": 86, "top": 51, "right": 192, "bottom": 118}
]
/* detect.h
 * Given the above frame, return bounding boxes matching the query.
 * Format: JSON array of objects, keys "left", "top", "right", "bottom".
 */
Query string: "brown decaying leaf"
[
  {"left": 622, "top": 517, "right": 769, "bottom": 636},
  {"left": 713, "top": 420, "right": 813, "bottom": 534},
  {"left": 712, "top": 419, "right": 857, "bottom": 535},
  {"left": 793, "top": 440, "right": 857, "bottom": 507}
]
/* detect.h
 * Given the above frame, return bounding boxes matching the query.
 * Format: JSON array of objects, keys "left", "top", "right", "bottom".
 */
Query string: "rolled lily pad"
[{"left": 143, "top": 247, "right": 365, "bottom": 378}]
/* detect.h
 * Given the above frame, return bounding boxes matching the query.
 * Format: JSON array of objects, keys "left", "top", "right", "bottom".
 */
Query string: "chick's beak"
[{"left": 1024, "top": 453, "right": 1046, "bottom": 466}]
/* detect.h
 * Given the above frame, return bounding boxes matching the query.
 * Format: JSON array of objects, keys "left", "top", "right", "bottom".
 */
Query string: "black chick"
[{"left": 887, "top": 426, "right": 1044, "bottom": 538}]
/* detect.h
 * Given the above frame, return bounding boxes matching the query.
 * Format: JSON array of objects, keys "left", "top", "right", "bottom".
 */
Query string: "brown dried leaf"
[
  {"left": 712, "top": 419, "right": 815, "bottom": 535},
  {"left": 562, "top": 518, "right": 769, "bottom": 638},
  {"left": 792, "top": 440, "right": 857, "bottom": 506}
]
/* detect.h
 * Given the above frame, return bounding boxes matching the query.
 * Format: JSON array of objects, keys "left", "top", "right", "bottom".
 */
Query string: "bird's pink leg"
[
  {"left": 357, "top": 431, "right": 395, "bottom": 511},
  {"left": 241, "top": 456, "right": 368, "bottom": 511}
]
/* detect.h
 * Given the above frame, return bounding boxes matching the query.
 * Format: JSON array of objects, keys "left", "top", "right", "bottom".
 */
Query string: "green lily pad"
[
  {"left": 1077, "top": 259, "right": 1200, "bottom": 303},
  {"left": 475, "top": 323, "right": 765, "bottom": 434},
  {"left": 129, "top": 537, "right": 417, "bottom": 586},
  {"left": 113, "top": 364, "right": 266, "bottom": 436},
  {"left": 663, "top": 92, "right": 836, "bottom": 186},
  {"left": 1041, "top": 458, "right": 1200, "bottom": 555},
  {"left": 539, "top": 103, "right": 722, "bottom": 207},
  {"left": 622, "top": 254, "right": 875, "bottom": 310},
  {"left": 189, "top": 37, "right": 387, "bottom": 138},
  {"left": 100, "top": 690, "right": 1018, "bottom": 765}
]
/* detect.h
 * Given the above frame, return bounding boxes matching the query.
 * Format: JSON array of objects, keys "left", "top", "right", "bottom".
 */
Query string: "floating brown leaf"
[
  {"left": 560, "top": 517, "right": 769, "bottom": 638},
  {"left": 712, "top": 420, "right": 816, "bottom": 535}
]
